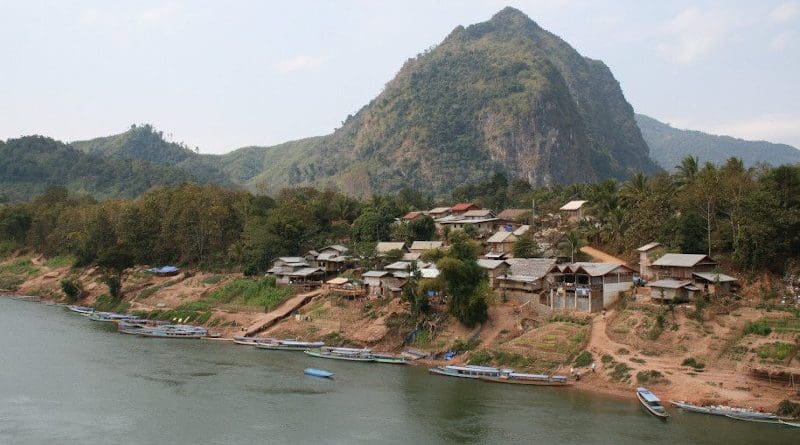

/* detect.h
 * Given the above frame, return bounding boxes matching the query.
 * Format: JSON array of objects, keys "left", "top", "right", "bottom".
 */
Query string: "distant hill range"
[
  {"left": 2, "top": 8, "right": 798, "bottom": 202},
  {"left": 636, "top": 114, "right": 800, "bottom": 170}
]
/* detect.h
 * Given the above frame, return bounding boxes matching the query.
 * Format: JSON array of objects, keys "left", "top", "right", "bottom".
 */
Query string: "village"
[{"left": 266, "top": 199, "right": 739, "bottom": 316}]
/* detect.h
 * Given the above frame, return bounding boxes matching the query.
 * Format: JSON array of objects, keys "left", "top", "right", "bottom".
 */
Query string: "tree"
[
  {"left": 512, "top": 234, "right": 541, "bottom": 258},
  {"left": 437, "top": 230, "right": 488, "bottom": 327}
]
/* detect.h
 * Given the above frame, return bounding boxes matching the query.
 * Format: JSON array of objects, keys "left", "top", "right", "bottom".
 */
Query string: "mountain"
[
  {"left": 636, "top": 114, "right": 800, "bottom": 169},
  {"left": 224, "top": 7, "right": 658, "bottom": 196},
  {"left": 71, "top": 124, "right": 231, "bottom": 185},
  {"left": 0, "top": 136, "right": 218, "bottom": 202}
]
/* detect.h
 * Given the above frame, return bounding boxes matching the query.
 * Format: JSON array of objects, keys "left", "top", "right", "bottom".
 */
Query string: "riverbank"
[{"left": 3, "top": 254, "right": 799, "bottom": 413}]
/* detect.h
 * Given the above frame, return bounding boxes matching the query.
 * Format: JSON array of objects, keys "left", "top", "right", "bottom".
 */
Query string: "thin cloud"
[
  {"left": 769, "top": 30, "right": 795, "bottom": 51},
  {"left": 669, "top": 115, "right": 800, "bottom": 147},
  {"left": 139, "top": 1, "right": 182, "bottom": 25},
  {"left": 769, "top": 1, "right": 799, "bottom": 23},
  {"left": 275, "top": 55, "right": 329, "bottom": 74},
  {"left": 657, "top": 6, "right": 742, "bottom": 64}
]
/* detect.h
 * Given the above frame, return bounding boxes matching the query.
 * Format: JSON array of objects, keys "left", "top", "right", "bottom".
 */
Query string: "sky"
[{"left": 1, "top": 0, "right": 798, "bottom": 154}]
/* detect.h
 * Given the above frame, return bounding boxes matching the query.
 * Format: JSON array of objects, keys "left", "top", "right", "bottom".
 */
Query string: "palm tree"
[
  {"left": 674, "top": 156, "right": 699, "bottom": 188},
  {"left": 620, "top": 172, "right": 648, "bottom": 206}
]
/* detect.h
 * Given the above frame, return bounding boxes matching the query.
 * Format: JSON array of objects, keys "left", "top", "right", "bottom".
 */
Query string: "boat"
[
  {"left": 305, "top": 349, "right": 375, "bottom": 362},
  {"left": 88, "top": 312, "right": 140, "bottom": 322},
  {"left": 255, "top": 339, "right": 326, "bottom": 351},
  {"left": 429, "top": 365, "right": 503, "bottom": 379},
  {"left": 304, "top": 368, "right": 335, "bottom": 378},
  {"left": 132, "top": 324, "right": 208, "bottom": 339},
  {"left": 637, "top": 387, "right": 669, "bottom": 419},
  {"left": 479, "top": 370, "right": 571, "bottom": 386},
  {"left": 371, "top": 353, "right": 409, "bottom": 365},
  {"left": 66, "top": 305, "right": 94, "bottom": 315},
  {"left": 232, "top": 336, "right": 276, "bottom": 346},
  {"left": 779, "top": 419, "right": 800, "bottom": 428},
  {"left": 322, "top": 346, "right": 371, "bottom": 354},
  {"left": 670, "top": 400, "right": 778, "bottom": 422}
]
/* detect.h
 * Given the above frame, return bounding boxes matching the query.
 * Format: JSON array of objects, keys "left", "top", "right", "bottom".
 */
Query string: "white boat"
[
  {"left": 233, "top": 336, "right": 276, "bottom": 346},
  {"left": 255, "top": 339, "right": 326, "bottom": 351},
  {"left": 429, "top": 365, "right": 503, "bottom": 379},
  {"left": 66, "top": 305, "right": 94, "bottom": 315},
  {"left": 305, "top": 349, "right": 375, "bottom": 362},
  {"left": 670, "top": 400, "right": 778, "bottom": 422},
  {"left": 479, "top": 370, "right": 571, "bottom": 386},
  {"left": 637, "top": 387, "right": 669, "bottom": 419}
]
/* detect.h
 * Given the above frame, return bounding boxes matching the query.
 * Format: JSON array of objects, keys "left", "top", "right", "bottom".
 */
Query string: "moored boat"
[
  {"left": 255, "top": 339, "right": 326, "bottom": 351},
  {"left": 637, "top": 387, "right": 669, "bottom": 419},
  {"left": 670, "top": 400, "right": 778, "bottom": 422},
  {"left": 304, "top": 368, "right": 335, "bottom": 378},
  {"left": 88, "top": 312, "right": 140, "bottom": 322},
  {"left": 233, "top": 336, "right": 276, "bottom": 346},
  {"left": 67, "top": 305, "right": 94, "bottom": 315},
  {"left": 779, "top": 419, "right": 800, "bottom": 428},
  {"left": 371, "top": 353, "right": 409, "bottom": 365},
  {"left": 479, "top": 370, "right": 571, "bottom": 386},
  {"left": 305, "top": 349, "right": 375, "bottom": 362},
  {"left": 429, "top": 365, "right": 502, "bottom": 379}
]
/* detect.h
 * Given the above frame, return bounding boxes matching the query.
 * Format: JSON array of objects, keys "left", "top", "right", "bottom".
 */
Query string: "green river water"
[{"left": 0, "top": 297, "right": 796, "bottom": 444}]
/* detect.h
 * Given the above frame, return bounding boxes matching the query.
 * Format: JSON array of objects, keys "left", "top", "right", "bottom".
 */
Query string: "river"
[{"left": 0, "top": 297, "right": 796, "bottom": 444}]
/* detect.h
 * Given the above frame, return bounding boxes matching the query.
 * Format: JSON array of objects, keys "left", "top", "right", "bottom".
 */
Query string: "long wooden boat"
[
  {"left": 304, "top": 368, "right": 335, "bottom": 378},
  {"left": 255, "top": 340, "right": 326, "bottom": 351},
  {"left": 67, "top": 305, "right": 94, "bottom": 315},
  {"left": 670, "top": 400, "right": 778, "bottom": 422},
  {"left": 371, "top": 353, "right": 409, "bottom": 365},
  {"left": 88, "top": 312, "right": 140, "bottom": 322},
  {"left": 637, "top": 387, "right": 669, "bottom": 419},
  {"left": 232, "top": 336, "right": 276, "bottom": 346},
  {"left": 478, "top": 371, "right": 571, "bottom": 386},
  {"left": 305, "top": 349, "right": 375, "bottom": 362},
  {"left": 429, "top": 365, "right": 503, "bottom": 379}
]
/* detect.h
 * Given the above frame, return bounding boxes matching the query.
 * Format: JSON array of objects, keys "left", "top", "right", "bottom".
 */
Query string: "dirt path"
[
  {"left": 579, "top": 246, "right": 628, "bottom": 266},
  {"left": 244, "top": 289, "right": 322, "bottom": 336}
]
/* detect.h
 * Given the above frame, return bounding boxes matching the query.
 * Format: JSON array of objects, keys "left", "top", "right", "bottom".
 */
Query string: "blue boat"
[{"left": 304, "top": 368, "right": 335, "bottom": 378}]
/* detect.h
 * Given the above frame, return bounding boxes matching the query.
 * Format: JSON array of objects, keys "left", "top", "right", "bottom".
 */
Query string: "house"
[
  {"left": 402, "top": 252, "right": 422, "bottom": 262},
  {"left": 497, "top": 208, "right": 529, "bottom": 222},
  {"left": 401, "top": 211, "right": 424, "bottom": 221},
  {"left": 362, "top": 271, "right": 390, "bottom": 296},
  {"left": 486, "top": 229, "right": 518, "bottom": 255},
  {"left": 545, "top": 262, "right": 635, "bottom": 312},
  {"left": 649, "top": 279, "right": 700, "bottom": 302},
  {"left": 435, "top": 215, "right": 502, "bottom": 236},
  {"left": 462, "top": 209, "right": 495, "bottom": 220},
  {"left": 449, "top": 203, "right": 481, "bottom": 215},
  {"left": 427, "top": 207, "right": 451, "bottom": 219},
  {"left": 651, "top": 253, "right": 718, "bottom": 280},
  {"left": 477, "top": 259, "right": 510, "bottom": 288},
  {"left": 484, "top": 251, "right": 508, "bottom": 260},
  {"left": 692, "top": 272, "right": 739, "bottom": 295},
  {"left": 636, "top": 242, "right": 662, "bottom": 281},
  {"left": 385, "top": 261, "right": 412, "bottom": 271},
  {"left": 375, "top": 242, "right": 408, "bottom": 255},
  {"left": 560, "top": 200, "right": 588, "bottom": 222},
  {"left": 494, "top": 258, "right": 557, "bottom": 302},
  {"left": 267, "top": 257, "right": 325, "bottom": 284},
  {"left": 313, "top": 245, "right": 350, "bottom": 274},
  {"left": 409, "top": 241, "right": 443, "bottom": 253}
]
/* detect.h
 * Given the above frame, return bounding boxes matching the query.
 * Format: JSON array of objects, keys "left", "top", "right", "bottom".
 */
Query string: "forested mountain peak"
[
  {"left": 224, "top": 7, "right": 659, "bottom": 197},
  {"left": 71, "top": 124, "right": 197, "bottom": 165}
]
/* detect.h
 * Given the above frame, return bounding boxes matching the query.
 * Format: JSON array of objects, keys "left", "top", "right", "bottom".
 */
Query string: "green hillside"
[
  {"left": 636, "top": 114, "right": 800, "bottom": 169},
  {"left": 223, "top": 7, "right": 658, "bottom": 196},
  {"left": 0, "top": 136, "right": 209, "bottom": 201}
]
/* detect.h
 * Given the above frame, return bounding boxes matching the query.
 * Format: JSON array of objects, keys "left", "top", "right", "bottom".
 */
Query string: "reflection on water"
[{"left": 0, "top": 297, "right": 797, "bottom": 445}]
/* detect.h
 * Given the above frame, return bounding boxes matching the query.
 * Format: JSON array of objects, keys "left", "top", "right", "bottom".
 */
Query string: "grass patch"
[
  {"left": 0, "top": 257, "right": 39, "bottom": 290},
  {"left": 468, "top": 349, "right": 493, "bottom": 366},
  {"left": 92, "top": 294, "right": 130, "bottom": 313},
  {"left": 744, "top": 320, "right": 772, "bottom": 336},
  {"left": 609, "top": 363, "right": 632, "bottom": 382},
  {"left": 726, "top": 345, "right": 748, "bottom": 360},
  {"left": 201, "top": 274, "right": 224, "bottom": 285},
  {"left": 320, "top": 331, "right": 346, "bottom": 347},
  {"left": 574, "top": 351, "right": 593, "bottom": 367},
  {"left": 43, "top": 255, "right": 75, "bottom": 268},
  {"left": 601, "top": 354, "right": 614, "bottom": 364},
  {"left": 206, "top": 276, "right": 292, "bottom": 311},
  {"left": 756, "top": 342, "right": 795, "bottom": 363},
  {"left": 681, "top": 357, "right": 705, "bottom": 369},
  {"left": 549, "top": 314, "right": 591, "bottom": 325},
  {"left": 451, "top": 337, "right": 481, "bottom": 353},
  {"left": 636, "top": 370, "right": 668, "bottom": 385}
]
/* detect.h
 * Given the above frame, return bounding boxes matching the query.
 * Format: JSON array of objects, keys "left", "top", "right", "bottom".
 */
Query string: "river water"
[{"left": 0, "top": 297, "right": 796, "bottom": 444}]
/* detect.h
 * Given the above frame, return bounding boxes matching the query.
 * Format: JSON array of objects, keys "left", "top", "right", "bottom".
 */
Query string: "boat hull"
[
  {"left": 304, "top": 368, "right": 335, "bottom": 378},
  {"left": 305, "top": 350, "right": 375, "bottom": 362},
  {"left": 477, "top": 376, "right": 571, "bottom": 386},
  {"left": 637, "top": 392, "right": 669, "bottom": 419}
]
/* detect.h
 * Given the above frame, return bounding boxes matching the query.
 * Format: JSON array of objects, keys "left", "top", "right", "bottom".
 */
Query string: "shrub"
[
  {"left": 609, "top": 363, "right": 631, "bottom": 382},
  {"left": 467, "top": 349, "right": 493, "bottom": 366},
  {"left": 743, "top": 320, "right": 772, "bottom": 336},
  {"left": 574, "top": 351, "right": 593, "bottom": 367},
  {"left": 60, "top": 278, "right": 82, "bottom": 302},
  {"left": 776, "top": 400, "right": 800, "bottom": 418},
  {"left": 601, "top": 354, "right": 614, "bottom": 364},
  {"left": 756, "top": 342, "right": 794, "bottom": 362},
  {"left": 451, "top": 337, "right": 480, "bottom": 353},
  {"left": 681, "top": 357, "right": 705, "bottom": 369},
  {"left": 636, "top": 370, "right": 667, "bottom": 385}
]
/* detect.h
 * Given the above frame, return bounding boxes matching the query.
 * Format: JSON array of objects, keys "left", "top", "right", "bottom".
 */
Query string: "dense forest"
[{"left": 1, "top": 156, "right": 798, "bottom": 276}]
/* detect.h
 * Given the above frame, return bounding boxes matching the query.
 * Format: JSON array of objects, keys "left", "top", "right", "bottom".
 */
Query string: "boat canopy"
[
  {"left": 637, "top": 388, "right": 661, "bottom": 403},
  {"left": 148, "top": 266, "right": 180, "bottom": 274}
]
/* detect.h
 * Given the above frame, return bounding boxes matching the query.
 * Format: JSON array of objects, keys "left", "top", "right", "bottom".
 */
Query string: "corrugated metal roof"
[
  {"left": 506, "top": 258, "right": 557, "bottom": 279},
  {"left": 487, "top": 230, "right": 515, "bottom": 243},
  {"left": 477, "top": 259, "right": 508, "bottom": 270},
  {"left": 277, "top": 257, "right": 305, "bottom": 264},
  {"left": 497, "top": 209, "right": 529, "bottom": 220},
  {"left": 410, "top": 241, "right": 442, "bottom": 251},
  {"left": 559, "top": 200, "right": 588, "bottom": 211},
  {"left": 419, "top": 268, "right": 440, "bottom": 279},
  {"left": 385, "top": 261, "right": 411, "bottom": 270},
  {"left": 321, "top": 244, "right": 349, "bottom": 253},
  {"left": 402, "top": 252, "right": 422, "bottom": 261},
  {"left": 573, "top": 262, "right": 634, "bottom": 276},
  {"left": 287, "top": 267, "right": 323, "bottom": 277},
  {"left": 376, "top": 242, "right": 407, "bottom": 253},
  {"left": 450, "top": 203, "right": 478, "bottom": 212},
  {"left": 401, "top": 211, "right": 423, "bottom": 220},
  {"left": 692, "top": 272, "right": 738, "bottom": 283},
  {"left": 513, "top": 225, "right": 530, "bottom": 236},
  {"left": 326, "top": 277, "right": 349, "bottom": 285},
  {"left": 649, "top": 279, "right": 694, "bottom": 289},
  {"left": 428, "top": 207, "right": 451, "bottom": 214},
  {"left": 362, "top": 271, "right": 389, "bottom": 278},
  {"left": 463, "top": 209, "right": 494, "bottom": 218},
  {"left": 636, "top": 242, "right": 661, "bottom": 252},
  {"left": 652, "top": 253, "right": 715, "bottom": 267}
]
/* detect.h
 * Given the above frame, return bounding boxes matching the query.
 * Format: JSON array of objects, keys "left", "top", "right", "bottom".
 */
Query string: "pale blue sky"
[{"left": 1, "top": 0, "right": 798, "bottom": 153}]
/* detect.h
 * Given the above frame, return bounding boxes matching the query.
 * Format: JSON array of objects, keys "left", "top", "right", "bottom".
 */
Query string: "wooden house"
[
  {"left": 636, "top": 242, "right": 662, "bottom": 281},
  {"left": 649, "top": 279, "right": 700, "bottom": 302},
  {"left": 375, "top": 242, "right": 408, "bottom": 255},
  {"left": 559, "top": 200, "right": 588, "bottom": 223},
  {"left": 497, "top": 208, "right": 530, "bottom": 223},
  {"left": 427, "top": 207, "right": 451, "bottom": 219},
  {"left": 486, "top": 229, "right": 517, "bottom": 255},
  {"left": 545, "top": 262, "right": 635, "bottom": 312},
  {"left": 651, "top": 254, "right": 718, "bottom": 280},
  {"left": 477, "top": 259, "right": 510, "bottom": 289},
  {"left": 401, "top": 211, "right": 424, "bottom": 221},
  {"left": 409, "top": 241, "right": 443, "bottom": 253},
  {"left": 449, "top": 203, "right": 481, "bottom": 216},
  {"left": 493, "top": 258, "right": 556, "bottom": 302}
]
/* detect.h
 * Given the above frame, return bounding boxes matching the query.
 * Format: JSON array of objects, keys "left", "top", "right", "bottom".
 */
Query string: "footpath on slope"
[
  {"left": 579, "top": 246, "right": 628, "bottom": 266},
  {"left": 244, "top": 289, "right": 322, "bottom": 336}
]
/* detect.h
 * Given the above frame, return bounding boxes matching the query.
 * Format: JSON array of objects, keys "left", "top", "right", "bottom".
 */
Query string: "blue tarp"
[{"left": 148, "top": 266, "right": 179, "bottom": 274}]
